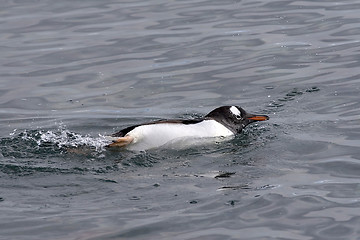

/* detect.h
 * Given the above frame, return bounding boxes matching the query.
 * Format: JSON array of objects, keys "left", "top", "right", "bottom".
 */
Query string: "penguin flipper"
[{"left": 107, "top": 135, "right": 134, "bottom": 147}]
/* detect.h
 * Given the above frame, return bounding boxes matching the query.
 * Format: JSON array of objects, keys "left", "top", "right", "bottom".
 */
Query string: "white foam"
[{"left": 35, "top": 129, "right": 109, "bottom": 152}]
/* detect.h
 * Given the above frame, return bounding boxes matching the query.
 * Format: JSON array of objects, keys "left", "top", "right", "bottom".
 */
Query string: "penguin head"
[{"left": 205, "top": 105, "right": 269, "bottom": 133}]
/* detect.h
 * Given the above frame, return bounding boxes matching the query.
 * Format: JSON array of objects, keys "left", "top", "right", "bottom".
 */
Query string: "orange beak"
[{"left": 247, "top": 114, "right": 269, "bottom": 121}]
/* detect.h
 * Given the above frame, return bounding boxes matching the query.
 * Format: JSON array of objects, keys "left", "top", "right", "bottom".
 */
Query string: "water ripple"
[{"left": 1, "top": 0, "right": 360, "bottom": 239}]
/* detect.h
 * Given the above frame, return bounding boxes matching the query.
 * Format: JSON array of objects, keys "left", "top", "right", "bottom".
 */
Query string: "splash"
[
  {"left": 38, "top": 130, "right": 109, "bottom": 152},
  {"left": 0, "top": 127, "right": 123, "bottom": 175},
  {"left": 13, "top": 125, "right": 110, "bottom": 153}
]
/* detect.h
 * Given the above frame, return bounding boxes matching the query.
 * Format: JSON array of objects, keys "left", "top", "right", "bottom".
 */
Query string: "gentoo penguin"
[{"left": 107, "top": 106, "right": 269, "bottom": 151}]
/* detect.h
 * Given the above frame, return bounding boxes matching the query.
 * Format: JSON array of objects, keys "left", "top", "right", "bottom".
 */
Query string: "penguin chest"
[{"left": 127, "top": 120, "right": 234, "bottom": 150}]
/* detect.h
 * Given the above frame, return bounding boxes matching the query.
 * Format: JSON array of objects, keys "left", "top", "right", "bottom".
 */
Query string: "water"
[{"left": 1, "top": 0, "right": 360, "bottom": 239}]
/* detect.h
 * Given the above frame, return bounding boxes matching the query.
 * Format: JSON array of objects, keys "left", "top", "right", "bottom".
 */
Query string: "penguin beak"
[{"left": 247, "top": 114, "right": 269, "bottom": 122}]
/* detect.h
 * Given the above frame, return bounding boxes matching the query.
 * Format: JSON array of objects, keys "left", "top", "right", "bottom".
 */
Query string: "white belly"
[{"left": 126, "top": 120, "right": 234, "bottom": 151}]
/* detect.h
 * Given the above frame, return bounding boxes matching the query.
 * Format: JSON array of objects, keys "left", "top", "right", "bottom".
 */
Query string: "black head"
[{"left": 205, "top": 105, "right": 269, "bottom": 133}]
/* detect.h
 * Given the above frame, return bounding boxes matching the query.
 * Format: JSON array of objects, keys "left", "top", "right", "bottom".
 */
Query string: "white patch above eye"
[{"left": 230, "top": 106, "right": 241, "bottom": 116}]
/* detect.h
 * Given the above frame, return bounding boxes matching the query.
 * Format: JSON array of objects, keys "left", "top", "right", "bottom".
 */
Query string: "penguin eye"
[{"left": 235, "top": 114, "right": 242, "bottom": 120}]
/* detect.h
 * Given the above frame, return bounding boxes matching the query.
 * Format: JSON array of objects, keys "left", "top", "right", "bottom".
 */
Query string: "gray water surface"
[{"left": 1, "top": 0, "right": 360, "bottom": 239}]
